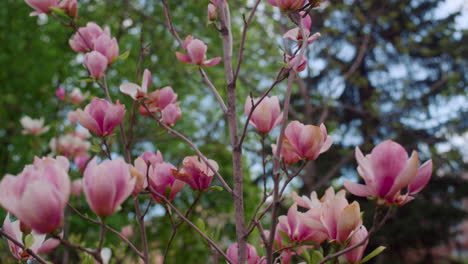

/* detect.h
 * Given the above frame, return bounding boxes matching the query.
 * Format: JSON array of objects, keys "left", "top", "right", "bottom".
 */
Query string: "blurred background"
[{"left": 0, "top": 0, "right": 467, "bottom": 263}]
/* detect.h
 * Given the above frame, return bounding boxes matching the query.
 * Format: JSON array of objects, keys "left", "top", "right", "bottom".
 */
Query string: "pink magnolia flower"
[
  {"left": 83, "top": 158, "right": 135, "bottom": 217},
  {"left": 139, "top": 86, "right": 178, "bottom": 115},
  {"left": 69, "top": 22, "right": 109, "bottom": 52},
  {"left": 345, "top": 226, "right": 369, "bottom": 263},
  {"left": 267, "top": 0, "right": 306, "bottom": 11},
  {"left": 275, "top": 121, "right": 332, "bottom": 164},
  {"left": 74, "top": 154, "right": 90, "bottom": 172},
  {"left": 344, "top": 140, "right": 433, "bottom": 206},
  {"left": 69, "top": 88, "right": 89, "bottom": 104},
  {"left": 284, "top": 29, "right": 321, "bottom": 45},
  {"left": 162, "top": 103, "right": 182, "bottom": 126},
  {"left": 244, "top": 96, "right": 283, "bottom": 134},
  {"left": 226, "top": 243, "right": 262, "bottom": 264},
  {"left": 85, "top": 51, "right": 108, "bottom": 79},
  {"left": 277, "top": 204, "right": 328, "bottom": 245},
  {"left": 71, "top": 179, "right": 83, "bottom": 196},
  {"left": 75, "top": 97, "right": 126, "bottom": 137},
  {"left": 207, "top": 3, "right": 217, "bottom": 22},
  {"left": 49, "top": 133, "right": 90, "bottom": 157},
  {"left": 176, "top": 36, "right": 221, "bottom": 66},
  {"left": 94, "top": 34, "right": 119, "bottom": 64},
  {"left": 288, "top": 55, "right": 307, "bottom": 72},
  {"left": 3, "top": 214, "right": 60, "bottom": 260},
  {"left": 300, "top": 11, "right": 312, "bottom": 30},
  {"left": 121, "top": 225, "right": 133, "bottom": 239},
  {"left": 174, "top": 156, "right": 218, "bottom": 190},
  {"left": 141, "top": 151, "right": 164, "bottom": 165},
  {"left": 130, "top": 151, "right": 164, "bottom": 195},
  {"left": 319, "top": 188, "right": 362, "bottom": 243},
  {"left": 24, "top": 0, "right": 59, "bottom": 16},
  {"left": 20, "top": 116, "right": 49, "bottom": 135},
  {"left": 148, "top": 162, "right": 185, "bottom": 203},
  {"left": 0, "top": 156, "right": 71, "bottom": 234},
  {"left": 58, "top": 0, "right": 77, "bottom": 18},
  {"left": 56, "top": 86, "right": 66, "bottom": 101},
  {"left": 120, "top": 69, "right": 152, "bottom": 100}
]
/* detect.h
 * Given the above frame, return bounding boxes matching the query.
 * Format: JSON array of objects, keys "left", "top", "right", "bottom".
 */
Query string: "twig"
[
  {"left": 147, "top": 188, "right": 232, "bottom": 263},
  {"left": 67, "top": 204, "right": 144, "bottom": 258},
  {"left": 133, "top": 196, "right": 149, "bottom": 263},
  {"left": 199, "top": 67, "right": 228, "bottom": 114},
  {"left": 0, "top": 228, "right": 48, "bottom": 264}
]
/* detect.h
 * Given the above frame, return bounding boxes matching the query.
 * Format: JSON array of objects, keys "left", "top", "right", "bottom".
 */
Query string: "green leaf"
[
  {"left": 207, "top": 185, "right": 223, "bottom": 192},
  {"left": 112, "top": 50, "right": 130, "bottom": 63},
  {"left": 309, "top": 249, "right": 324, "bottom": 264},
  {"left": 195, "top": 218, "right": 206, "bottom": 233},
  {"left": 24, "top": 234, "right": 34, "bottom": 249},
  {"left": 49, "top": 7, "right": 68, "bottom": 18},
  {"left": 81, "top": 253, "right": 94, "bottom": 264},
  {"left": 358, "top": 246, "right": 386, "bottom": 264},
  {"left": 77, "top": 78, "right": 95, "bottom": 83}
]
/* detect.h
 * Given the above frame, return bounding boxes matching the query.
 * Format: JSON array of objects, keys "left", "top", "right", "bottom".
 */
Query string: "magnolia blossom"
[
  {"left": 148, "top": 162, "right": 185, "bottom": 203},
  {"left": 226, "top": 243, "right": 262, "bottom": 264},
  {"left": 277, "top": 204, "right": 328, "bottom": 245},
  {"left": 83, "top": 158, "right": 135, "bottom": 217},
  {"left": 162, "top": 103, "right": 182, "bottom": 126},
  {"left": 20, "top": 116, "right": 49, "bottom": 135},
  {"left": 69, "top": 22, "right": 110, "bottom": 52},
  {"left": 141, "top": 151, "right": 164, "bottom": 165},
  {"left": 3, "top": 214, "right": 60, "bottom": 260},
  {"left": 131, "top": 151, "right": 165, "bottom": 195},
  {"left": 174, "top": 156, "right": 218, "bottom": 190},
  {"left": 244, "top": 96, "right": 283, "bottom": 134},
  {"left": 0, "top": 156, "right": 70, "bottom": 233},
  {"left": 267, "top": 0, "right": 306, "bottom": 11},
  {"left": 56, "top": 86, "right": 66, "bottom": 101},
  {"left": 292, "top": 188, "right": 363, "bottom": 244},
  {"left": 120, "top": 69, "right": 152, "bottom": 100},
  {"left": 74, "top": 154, "right": 90, "bottom": 172},
  {"left": 288, "top": 55, "right": 307, "bottom": 72},
  {"left": 94, "top": 34, "right": 119, "bottom": 64},
  {"left": 207, "top": 3, "right": 217, "bottom": 21},
  {"left": 24, "top": 0, "right": 58, "bottom": 16},
  {"left": 58, "top": 0, "right": 77, "bottom": 18},
  {"left": 75, "top": 97, "right": 126, "bottom": 137},
  {"left": 69, "top": 88, "right": 89, "bottom": 104},
  {"left": 176, "top": 36, "right": 221, "bottom": 66},
  {"left": 49, "top": 133, "right": 90, "bottom": 157},
  {"left": 344, "top": 140, "right": 433, "bottom": 206},
  {"left": 345, "top": 226, "right": 369, "bottom": 263},
  {"left": 275, "top": 121, "right": 332, "bottom": 164},
  {"left": 139, "top": 86, "right": 178, "bottom": 115},
  {"left": 283, "top": 12, "right": 321, "bottom": 45},
  {"left": 85, "top": 51, "right": 108, "bottom": 79}
]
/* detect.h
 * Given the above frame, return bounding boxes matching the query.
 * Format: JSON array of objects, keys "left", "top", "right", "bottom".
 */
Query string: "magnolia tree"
[{"left": 0, "top": 0, "right": 434, "bottom": 263}]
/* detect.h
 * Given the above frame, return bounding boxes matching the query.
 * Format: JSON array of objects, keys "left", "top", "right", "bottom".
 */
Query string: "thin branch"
[
  {"left": 0, "top": 228, "right": 48, "bottom": 264},
  {"left": 199, "top": 67, "right": 228, "bottom": 114},
  {"left": 67, "top": 204, "right": 144, "bottom": 259},
  {"left": 147, "top": 188, "right": 232, "bottom": 263}
]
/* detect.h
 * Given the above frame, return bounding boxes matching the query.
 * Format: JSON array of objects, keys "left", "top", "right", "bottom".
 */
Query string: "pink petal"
[
  {"left": 370, "top": 140, "right": 409, "bottom": 197},
  {"left": 187, "top": 39, "right": 207, "bottom": 65},
  {"left": 141, "top": 69, "right": 152, "bottom": 93},
  {"left": 203, "top": 57, "right": 222, "bottom": 66},
  {"left": 120, "top": 83, "right": 141, "bottom": 100},
  {"left": 175, "top": 52, "right": 192, "bottom": 63},
  {"left": 409, "top": 159, "right": 432, "bottom": 194},
  {"left": 344, "top": 180, "right": 373, "bottom": 197},
  {"left": 386, "top": 151, "right": 419, "bottom": 199}
]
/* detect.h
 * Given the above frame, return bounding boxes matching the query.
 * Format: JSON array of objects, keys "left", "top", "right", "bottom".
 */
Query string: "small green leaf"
[
  {"left": 81, "top": 253, "right": 94, "bottom": 264},
  {"left": 358, "top": 246, "right": 386, "bottom": 264},
  {"left": 195, "top": 218, "right": 206, "bottom": 233},
  {"left": 90, "top": 144, "right": 102, "bottom": 153},
  {"left": 77, "top": 78, "right": 95, "bottom": 83},
  {"left": 309, "top": 249, "right": 324, "bottom": 264},
  {"left": 112, "top": 50, "right": 130, "bottom": 63},
  {"left": 24, "top": 234, "right": 34, "bottom": 249},
  {"left": 207, "top": 185, "right": 223, "bottom": 192},
  {"left": 50, "top": 7, "right": 68, "bottom": 18}
]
